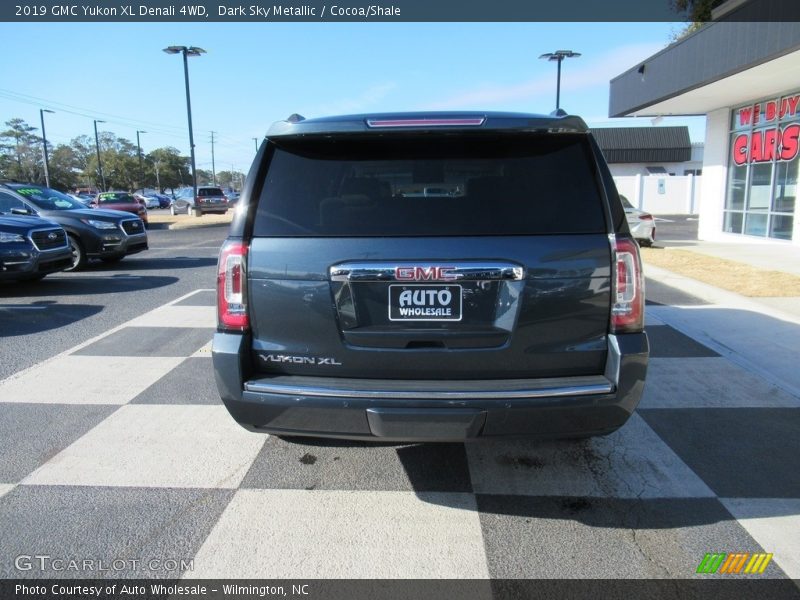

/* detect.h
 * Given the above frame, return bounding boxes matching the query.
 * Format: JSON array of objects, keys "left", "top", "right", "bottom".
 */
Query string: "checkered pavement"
[{"left": 1, "top": 288, "right": 798, "bottom": 580}]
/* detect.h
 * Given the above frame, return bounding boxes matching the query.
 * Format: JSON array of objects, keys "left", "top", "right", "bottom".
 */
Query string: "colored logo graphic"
[{"left": 696, "top": 553, "right": 773, "bottom": 574}]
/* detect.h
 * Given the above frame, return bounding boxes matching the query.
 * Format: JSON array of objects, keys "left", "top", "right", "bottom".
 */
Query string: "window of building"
[{"left": 724, "top": 92, "right": 799, "bottom": 240}]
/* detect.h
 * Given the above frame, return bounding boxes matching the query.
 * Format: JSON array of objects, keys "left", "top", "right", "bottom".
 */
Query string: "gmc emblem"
[{"left": 395, "top": 266, "right": 457, "bottom": 281}]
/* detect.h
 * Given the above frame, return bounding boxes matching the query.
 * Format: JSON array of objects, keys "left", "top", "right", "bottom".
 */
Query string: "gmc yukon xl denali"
[{"left": 212, "top": 112, "right": 649, "bottom": 441}]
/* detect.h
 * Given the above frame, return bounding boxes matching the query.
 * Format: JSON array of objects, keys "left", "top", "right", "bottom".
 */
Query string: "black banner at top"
[{"left": 2, "top": 0, "right": 800, "bottom": 22}]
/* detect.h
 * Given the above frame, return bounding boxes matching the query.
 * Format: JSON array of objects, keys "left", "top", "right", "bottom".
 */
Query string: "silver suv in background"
[{"left": 170, "top": 186, "right": 229, "bottom": 217}]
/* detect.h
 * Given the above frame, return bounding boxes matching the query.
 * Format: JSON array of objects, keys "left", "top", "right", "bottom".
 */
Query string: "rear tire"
[{"left": 65, "top": 235, "right": 86, "bottom": 272}]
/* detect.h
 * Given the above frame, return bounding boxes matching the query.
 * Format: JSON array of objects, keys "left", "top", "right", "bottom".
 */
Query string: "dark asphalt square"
[
  {"left": 174, "top": 290, "right": 216, "bottom": 307},
  {"left": 639, "top": 408, "right": 800, "bottom": 498},
  {"left": 0, "top": 403, "right": 117, "bottom": 483},
  {"left": 130, "top": 357, "right": 220, "bottom": 405},
  {"left": 241, "top": 437, "right": 472, "bottom": 492},
  {"left": 73, "top": 326, "right": 213, "bottom": 357},
  {"left": 645, "top": 277, "right": 710, "bottom": 307},
  {"left": 0, "top": 485, "right": 234, "bottom": 578},
  {"left": 475, "top": 495, "right": 782, "bottom": 579},
  {"left": 646, "top": 325, "right": 719, "bottom": 358}
]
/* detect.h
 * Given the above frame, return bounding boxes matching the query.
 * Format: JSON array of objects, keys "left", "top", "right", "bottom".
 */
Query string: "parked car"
[
  {"left": 91, "top": 191, "right": 149, "bottom": 227},
  {"left": 170, "top": 186, "right": 229, "bottom": 216},
  {"left": 620, "top": 194, "right": 656, "bottom": 246},
  {"left": 0, "top": 183, "right": 148, "bottom": 271},
  {"left": 134, "top": 189, "right": 171, "bottom": 209},
  {"left": 211, "top": 111, "right": 649, "bottom": 442},
  {"left": 134, "top": 193, "right": 160, "bottom": 209},
  {"left": 0, "top": 215, "right": 72, "bottom": 281}
]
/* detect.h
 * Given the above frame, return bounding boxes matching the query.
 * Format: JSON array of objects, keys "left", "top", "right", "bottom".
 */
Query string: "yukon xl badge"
[{"left": 259, "top": 353, "right": 342, "bottom": 366}]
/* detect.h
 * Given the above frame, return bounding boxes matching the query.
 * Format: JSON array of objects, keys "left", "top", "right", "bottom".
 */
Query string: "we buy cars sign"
[{"left": 733, "top": 93, "right": 800, "bottom": 166}]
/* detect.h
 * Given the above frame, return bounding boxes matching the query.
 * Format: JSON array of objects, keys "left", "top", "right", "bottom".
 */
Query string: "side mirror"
[{"left": 10, "top": 207, "right": 31, "bottom": 216}]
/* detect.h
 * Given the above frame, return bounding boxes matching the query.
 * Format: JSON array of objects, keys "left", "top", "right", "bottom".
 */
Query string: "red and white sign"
[{"left": 733, "top": 94, "right": 800, "bottom": 165}]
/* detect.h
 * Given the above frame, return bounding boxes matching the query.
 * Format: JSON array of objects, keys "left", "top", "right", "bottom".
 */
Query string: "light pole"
[
  {"left": 210, "top": 131, "right": 217, "bottom": 186},
  {"left": 93, "top": 119, "right": 106, "bottom": 192},
  {"left": 539, "top": 50, "right": 581, "bottom": 111},
  {"left": 163, "top": 45, "right": 205, "bottom": 204},
  {"left": 136, "top": 130, "right": 146, "bottom": 191},
  {"left": 39, "top": 109, "right": 55, "bottom": 188}
]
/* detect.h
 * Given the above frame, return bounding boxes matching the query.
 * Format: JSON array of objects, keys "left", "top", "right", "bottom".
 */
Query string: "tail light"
[
  {"left": 610, "top": 235, "right": 644, "bottom": 333},
  {"left": 217, "top": 240, "right": 249, "bottom": 331}
]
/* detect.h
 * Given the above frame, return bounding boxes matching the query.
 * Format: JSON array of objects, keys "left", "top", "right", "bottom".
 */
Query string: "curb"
[
  {"left": 643, "top": 263, "right": 800, "bottom": 326},
  {"left": 644, "top": 262, "right": 800, "bottom": 400},
  {"left": 167, "top": 220, "right": 232, "bottom": 231}
]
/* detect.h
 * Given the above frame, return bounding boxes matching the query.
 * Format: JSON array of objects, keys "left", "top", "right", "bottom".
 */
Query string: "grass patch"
[{"left": 640, "top": 247, "right": 800, "bottom": 297}]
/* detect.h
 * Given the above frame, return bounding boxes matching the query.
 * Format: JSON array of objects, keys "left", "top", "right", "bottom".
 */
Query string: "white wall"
[
  {"left": 698, "top": 108, "right": 731, "bottom": 241},
  {"left": 613, "top": 174, "right": 701, "bottom": 214}
]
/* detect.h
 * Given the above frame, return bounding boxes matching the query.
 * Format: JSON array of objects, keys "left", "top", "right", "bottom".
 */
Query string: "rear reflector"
[
  {"left": 610, "top": 235, "right": 644, "bottom": 333},
  {"left": 217, "top": 240, "right": 249, "bottom": 331},
  {"left": 366, "top": 117, "right": 486, "bottom": 128}
]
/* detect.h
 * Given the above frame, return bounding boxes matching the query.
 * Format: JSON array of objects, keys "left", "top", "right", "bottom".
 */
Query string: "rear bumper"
[{"left": 212, "top": 332, "right": 648, "bottom": 441}]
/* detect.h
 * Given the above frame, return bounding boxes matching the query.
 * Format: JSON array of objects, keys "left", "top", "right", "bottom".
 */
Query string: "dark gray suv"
[{"left": 212, "top": 112, "right": 649, "bottom": 441}]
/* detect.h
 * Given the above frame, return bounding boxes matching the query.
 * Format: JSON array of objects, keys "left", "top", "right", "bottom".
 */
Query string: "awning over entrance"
[{"left": 609, "top": 19, "right": 800, "bottom": 118}]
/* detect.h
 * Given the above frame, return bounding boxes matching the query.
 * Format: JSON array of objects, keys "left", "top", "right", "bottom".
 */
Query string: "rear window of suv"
[
  {"left": 253, "top": 134, "right": 606, "bottom": 237},
  {"left": 198, "top": 188, "right": 224, "bottom": 197}
]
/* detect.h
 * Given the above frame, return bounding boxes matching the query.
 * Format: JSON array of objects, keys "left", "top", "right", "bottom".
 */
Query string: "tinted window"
[
  {"left": 253, "top": 134, "right": 606, "bottom": 237},
  {"left": 0, "top": 192, "right": 27, "bottom": 214},
  {"left": 7, "top": 185, "right": 84, "bottom": 211},
  {"left": 98, "top": 192, "right": 136, "bottom": 204},
  {"left": 198, "top": 188, "right": 224, "bottom": 197}
]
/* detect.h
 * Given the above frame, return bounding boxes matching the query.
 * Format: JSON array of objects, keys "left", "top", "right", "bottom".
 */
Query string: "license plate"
[{"left": 388, "top": 284, "right": 462, "bottom": 322}]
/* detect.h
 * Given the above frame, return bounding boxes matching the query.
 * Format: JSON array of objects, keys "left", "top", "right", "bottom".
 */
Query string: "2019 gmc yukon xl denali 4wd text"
[{"left": 212, "top": 112, "right": 649, "bottom": 441}]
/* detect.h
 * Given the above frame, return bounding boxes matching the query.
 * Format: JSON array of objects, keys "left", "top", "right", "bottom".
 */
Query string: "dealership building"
[{"left": 609, "top": 1, "right": 800, "bottom": 245}]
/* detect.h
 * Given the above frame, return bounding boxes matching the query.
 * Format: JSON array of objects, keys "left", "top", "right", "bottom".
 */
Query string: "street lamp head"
[
  {"left": 137, "top": 130, "right": 147, "bottom": 134},
  {"left": 539, "top": 50, "right": 581, "bottom": 61},
  {"left": 163, "top": 45, "right": 206, "bottom": 57},
  {"left": 94, "top": 119, "right": 106, "bottom": 124},
  {"left": 41, "top": 109, "right": 55, "bottom": 114}
]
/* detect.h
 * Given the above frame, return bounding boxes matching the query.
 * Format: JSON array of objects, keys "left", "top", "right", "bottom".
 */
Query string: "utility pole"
[
  {"left": 210, "top": 131, "right": 217, "bottom": 186},
  {"left": 136, "top": 130, "right": 147, "bottom": 191},
  {"left": 40, "top": 109, "right": 55, "bottom": 187},
  {"left": 93, "top": 119, "right": 107, "bottom": 191}
]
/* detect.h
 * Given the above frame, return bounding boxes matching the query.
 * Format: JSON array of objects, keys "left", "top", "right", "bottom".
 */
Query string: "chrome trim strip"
[
  {"left": 330, "top": 261, "right": 525, "bottom": 282},
  {"left": 27, "top": 228, "right": 69, "bottom": 252},
  {"left": 244, "top": 380, "right": 613, "bottom": 400}
]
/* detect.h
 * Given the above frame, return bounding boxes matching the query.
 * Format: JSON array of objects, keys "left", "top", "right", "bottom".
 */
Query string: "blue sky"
[{"left": 0, "top": 22, "right": 704, "bottom": 175}]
